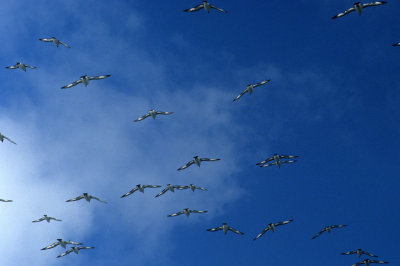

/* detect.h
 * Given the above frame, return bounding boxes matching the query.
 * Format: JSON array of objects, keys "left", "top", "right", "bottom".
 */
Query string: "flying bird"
[
  {"left": 312, "top": 225, "right": 347, "bottom": 239},
  {"left": 177, "top": 156, "right": 220, "bottom": 170},
  {"left": 188, "top": 184, "right": 208, "bottom": 192},
  {"left": 0, "top": 133, "right": 16, "bottom": 144},
  {"left": 253, "top": 219, "right": 293, "bottom": 240},
  {"left": 61, "top": 75, "right": 111, "bottom": 89},
  {"left": 351, "top": 259, "right": 389, "bottom": 266},
  {"left": 32, "top": 215, "right": 62, "bottom": 223},
  {"left": 66, "top": 193, "right": 107, "bottom": 203},
  {"left": 39, "top": 37, "right": 70, "bottom": 48},
  {"left": 168, "top": 208, "right": 208, "bottom": 217},
  {"left": 42, "top": 239, "right": 82, "bottom": 250},
  {"left": 121, "top": 184, "right": 161, "bottom": 198},
  {"left": 0, "top": 199, "right": 13, "bottom": 202},
  {"left": 332, "top": 1, "right": 387, "bottom": 19},
  {"left": 342, "top": 249, "right": 378, "bottom": 258},
  {"left": 5, "top": 62, "right": 36, "bottom": 72},
  {"left": 233, "top": 80, "right": 271, "bottom": 102},
  {"left": 155, "top": 184, "right": 189, "bottom": 198},
  {"left": 133, "top": 109, "right": 174, "bottom": 122},
  {"left": 184, "top": 1, "right": 227, "bottom": 13},
  {"left": 207, "top": 222, "right": 244, "bottom": 235},
  {"left": 56, "top": 246, "right": 94, "bottom": 258},
  {"left": 256, "top": 154, "right": 298, "bottom": 168}
]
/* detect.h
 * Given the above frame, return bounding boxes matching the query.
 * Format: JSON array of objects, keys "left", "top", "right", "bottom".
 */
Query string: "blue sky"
[{"left": 0, "top": 0, "right": 399, "bottom": 265}]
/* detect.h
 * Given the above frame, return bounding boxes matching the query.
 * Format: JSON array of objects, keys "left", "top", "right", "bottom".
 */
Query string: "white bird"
[
  {"left": 332, "top": 1, "right": 387, "bottom": 19},
  {"left": 0, "top": 199, "right": 13, "bottom": 202},
  {"left": 312, "top": 225, "right": 347, "bottom": 239},
  {"left": 5, "top": 62, "right": 36, "bottom": 72},
  {"left": 155, "top": 184, "right": 189, "bottom": 198},
  {"left": 342, "top": 249, "right": 378, "bottom": 258},
  {"left": 207, "top": 222, "right": 244, "bottom": 235},
  {"left": 256, "top": 154, "right": 298, "bottom": 168},
  {"left": 253, "top": 219, "right": 293, "bottom": 240},
  {"left": 0, "top": 132, "right": 16, "bottom": 144},
  {"left": 188, "top": 184, "right": 208, "bottom": 192},
  {"left": 32, "top": 215, "right": 62, "bottom": 223},
  {"left": 66, "top": 193, "right": 107, "bottom": 203},
  {"left": 61, "top": 75, "right": 111, "bottom": 89},
  {"left": 177, "top": 156, "right": 220, "bottom": 170},
  {"left": 42, "top": 239, "right": 82, "bottom": 250},
  {"left": 233, "top": 80, "right": 271, "bottom": 102},
  {"left": 133, "top": 109, "right": 174, "bottom": 122},
  {"left": 121, "top": 184, "right": 161, "bottom": 198},
  {"left": 352, "top": 259, "right": 389, "bottom": 266},
  {"left": 39, "top": 37, "right": 70, "bottom": 48},
  {"left": 168, "top": 208, "right": 208, "bottom": 217},
  {"left": 184, "top": 1, "right": 227, "bottom": 13},
  {"left": 56, "top": 246, "right": 94, "bottom": 258}
]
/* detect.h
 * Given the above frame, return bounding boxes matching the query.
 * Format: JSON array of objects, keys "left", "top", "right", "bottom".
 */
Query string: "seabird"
[
  {"left": 39, "top": 37, "right": 70, "bottom": 48},
  {"left": 155, "top": 184, "right": 189, "bottom": 198},
  {"left": 233, "top": 80, "right": 271, "bottom": 102},
  {"left": 5, "top": 62, "right": 36, "bottom": 72},
  {"left": 32, "top": 215, "right": 62, "bottom": 223},
  {"left": 256, "top": 154, "right": 298, "bottom": 168},
  {"left": 42, "top": 239, "right": 82, "bottom": 250},
  {"left": 184, "top": 1, "right": 227, "bottom": 13},
  {"left": 332, "top": 2, "right": 387, "bottom": 19},
  {"left": 0, "top": 199, "right": 13, "bottom": 202},
  {"left": 342, "top": 249, "right": 378, "bottom": 258},
  {"left": 121, "top": 184, "right": 161, "bottom": 198},
  {"left": 133, "top": 109, "right": 174, "bottom": 122},
  {"left": 352, "top": 259, "right": 389, "bottom": 266},
  {"left": 177, "top": 156, "right": 220, "bottom": 171},
  {"left": 66, "top": 193, "right": 107, "bottom": 203},
  {"left": 0, "top": 133, "right": 16, "bottom": 144},
  {"left": 312, "top": 225, "right": 347, "bottom": 239},
  {"left": 168, "top": 208, "right": 208, "bottom": 217},
  {"left": 207, "top": 222, "right": 244, "bottom": 235},
  {"left": 56, "top": 246, "right": 94, "bottom": 258},
  {"left": 188, "top": 184, "right": 208, "bottom": 192},
  {"left": 61, "top": 75, "right": 111, "bottom": 89},
  {"left": 253, "top": 219, "right": 293, "bottom": 240}
]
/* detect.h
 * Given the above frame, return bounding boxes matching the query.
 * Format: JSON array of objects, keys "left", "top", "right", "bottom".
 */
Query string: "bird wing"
[
  {"left": 392, "top": 42, "right": 400, "bottom": 46},
  {"left": 279, "top": 155, "right": 298, "bottom": 159},
  {"left": 253, "top": 227, "right": 269, "bottom": 240},
  {"left": 184, "top": 4, "right": 204, "bottom": 12},
  {"left": 363, "top": 1, "right": 387, "bottom": 8},
  {"left": 252, "top": 79, "right": 271, "bottom": 88},
  {"left": 155, "top": 187, "right": 168, "bottom": 197},
  {"left": 65, "top": 241, "right": 83, "bottom": 245},
  {"left": 61, "top": 79, "right": 82, "bottom": 89},
  {"left": 233, "top": 88, "right": 249, "bottom": 102},
  {"left": 362, "top": 251, "right": 378, "bottom": 257},
  {"left": 91, "top": 196, "right": 107, "bottom": 203},
  {"left": 177, "top": 160, "right": 195, "bottom": 170},
  {"left": 0, "top": 199, "right": 13, "bottom": 202},
  {"left": 134, "top": 113, "right": 151, "bottom": 122},
  {"left": 200, "top": 158, "right": 220, "bottom": 162},
  {"left": 207, "top": 226, "right": 223, "bottom": 232},
  {"left": 332, "top": 224, "right": 347, "bottom": 228},
  {"left": 173, "top": 185, "right": 190, "bottom": 190},
  {"left": 39, "top": 38, "right": 54, "bottom": 42},
  {"left": 279, "top": 160, "right": 296, "bottom": 165},
  {"left": 56, "top": 249, "right": 73, "bottom": 258},
  {"left": 24, "top": 64, "right": 36, "bottom": 69},
  {"left": 121, "top": 187, "right": 139, "bottom": 198},
  {"left": 275, "top": 219, "right": 293, "bottom": 226},
  {"left": 78, "top": 246, "right": 95, "bottom": 250},
  {"left": 312, "top": 228, "right": 326, "bottom": 239},
  {"left": 259, "top": 162, "right": 277, "bottom": 168},
  {"left": 59, "top": 41, "right": 71, "bottom": 48},
  {"left": 3, "top": 136, "right": 17, "bottom": 144},
  {"left": 341, "top": 251, "right": 356, "bottom": 255},
  {"left": 142, "top": 185, "right": 162, "bottom": 188},
  {"left": 50, "top": 217, "right": 62, "bottom": 221},
  {"left": 168, "top": 211, "right": 185, "bottom": 217},
  {"left": 369, "top": 260, "right": 388, "bottom": 264},
  {"left": 155, "top": 111, "right": 174, "bottom": 115},
  {"left": 66, "top": 195, "right": 85, "bottom": 202},
  {"left": 88, "top": 75, "right": 111, "bottom": 80},
  {"left": 332, "top": 7, "right": 355, "bottom": 19},
  {"left": 194, "top": 185, "right": 207, "bottom": 191},
  {"left": 256, "top": 157, "right": 274, "bottom": 165},
  {"left": 190, "top": 210, "right": 208, "bottom": 214},
  {"left": 41, "top": 242, "right": 60, "bottom": 250},
  {"left": 210, "top": 4, "right": 227, "bottom": 13},
  {"left": 228, "top": 226, "right": 244, "bottom": 235},
  {"left": 5, "top": 64, "right": 18, "bottom": 69},
  {"left": 32, "top": 217, "right": 45, "bottom": 222}
]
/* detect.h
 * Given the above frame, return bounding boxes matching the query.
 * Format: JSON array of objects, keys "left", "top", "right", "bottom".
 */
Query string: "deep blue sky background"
[{"left": 0, "top": 1, "right": 399, "bottom": 265}]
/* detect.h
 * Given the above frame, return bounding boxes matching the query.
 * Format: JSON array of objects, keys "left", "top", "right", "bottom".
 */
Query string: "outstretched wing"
[
  {"left": 368, "top": 260, "right": 388, "bottom": 264},
  {"left": 275, "top": 219, "right": 294, "bottom": 226},
  {"left": 177, "top": 160, "right": 195, "bottom": 170},
  {"left": 279, "top": 160, "right": 296, "bottom": 165},
  {"left": 155, "top": 111, "right": 174, "bottom": 115},
  {"left": 32, "top": 217, "right": 45, "bottom": 222},
  {"left": 362, "top": 251, "right": 378, "bottom": 257},
  {"left": 39, "top": 38, "right": 55, "bottom": 42},
  {"left": 142, "top": 185, "right": 162, "bottom": 189},
  {"left": 134, "top": 113, "right": 151, "bottom": 122},
  {"left": 210, "top": 5, "right": 227, "bottom": 13},
  {"left": 61, "top": 79, "right": 82, "bottom": 89},
  {"left": 228, "top": 226, "right": 244, "bottom": 235},
  {"left": 24, "top": 64, "right": 36, "bottom": 69},
  {"left": 41, "top": 242, "right": 60, "bottom": 250},
  {"left": 65, "top": 241, "right": 83, "bottom": 245},
  {"left": 184, "top": 4, "right": 204, "bottom": 12},
  {"left": 91, "top": 196, "right": 107, "bottom": 203},
  {"left": 363, "top": 1, "right": 387, "bottom": 8},
  {"left": 50, "top": 217, "right": 62, "bottom": 221},
  {"left": 56, "top": 249, "right": 73, "bottom": 258},
  {"left": 173, "top": 185, "right": 190, "bottom": 190},
  {"left": 5, "top": 64, "right": 18, "bottom": 69},
  {"left": 190, "top": 210, "right": 207, "bottom": 214},
  {"left": 3, "top": 136, "right": 17, "bottom": 145},
  {"left": 341, "top": 251, "right": 356, "bottom": 255},
  {"left": 77, "top": 246, "right": 95, "bottom": 250},
  {"left": 259, "top": 162, "right": 277, "bottom": 168},
  {"left": 0, "top": 199, "right": 13, "bottom": 202},
  {"left": 256, "top": 157, "right": 274, "bottom": 165},
  {"left": 59, "top": 41, "right": 71, "bottom": 48},
  {"left": 207, "top": 226, "right": 223, "bottom": 232},
  {"left": 168, "top": 211, "right": 185, "bottom": 217},
  {"left": 332, "top": 7, "right": 355, "bottom": 19},
  {"left": 88, "top": 75, "right": 111, "bottom": 80},
  {"left": 253, "top": 227, "right": 269, "bottom": 240},
  {"left": 66, "top": 195, "right": 85, "bottom": 202},
  {"left": 199, "top": 158, "right": 220, "bottom": 162},
  {"left": 233, "top": 88, "right": 249, "bottom": 102},
  {"left": 121, "top": 187, "right": 139, "bottom": 198},
  {"left": 279, "top": 155, "right": 298, "bottom": 159},
  {"left": 155, "top": 188, "right": 168, "bottom": 198},
  {"left": 312, "top": 228, "right": 326, "bottom": 239},
  {"left": 194, "top": 185, "right": 207, "bottom": 191},
  {"left": 252, "top": 79, "right": 270, "bottom": 88},
  {"left": 332, "top": 224, "right": 347, "bottom": 229}
]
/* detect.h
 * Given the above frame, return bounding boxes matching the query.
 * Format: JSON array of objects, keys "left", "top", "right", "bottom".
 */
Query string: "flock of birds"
[{"left": 0, "top": 1, "right": 396, "bottom": 265}]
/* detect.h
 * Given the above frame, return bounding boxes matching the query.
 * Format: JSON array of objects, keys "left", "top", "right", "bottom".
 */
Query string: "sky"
[{"left": 0, "top": 0, "right": 399, "bottom": 265}]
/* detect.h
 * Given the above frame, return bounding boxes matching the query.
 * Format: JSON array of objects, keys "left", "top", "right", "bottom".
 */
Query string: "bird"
[
  {"left": 155, "top": 184, "right": 189, "bottom": 198},
  {"left": 342, "top": 249, "right": 378, "bottom": 258},
  {"left": 41, "top": 239, "right": 82, "bottom": 250},
  {"left": 39, "top": 37, "right": 70, "bottom": 48},
  {"left": 0, "top": 133, "right": 16, "bottom": 144},
  {"left": 5, "top": 62, "right": 36, "bottom": 72},
  {"left": 207, "top": 222, "right": 244, "bottom": 235},
  {"left": 121, "top": 184, "right": 162, "bottom": 198},
  {"left": 332, "top": 1, "right": 387, "bottom": 19},
  {"left": 312, "top": 225, "right": 347, "bottom": 239},
  {"left": 168, "top": 208, "right": 208, "bottom": 217},
  {"left": 0, "top": 199, "right": 13, "bottom": 202},
  {"left": 253, "top": 219, "right": 293, "bottom": 240},
  {"left": 56, "top": 246, "right": 95, "bottom": 258},
  {"left": 61, "top": 75, "right": 111, "bottom": 89},
  {"left": 256, "top": 154, "right": 298, "bottom": 168},
  {"left": 188, "top": 184, "right": 208, "bottom": 192},
  {"left": 133, "top": 109, "right": 174, "bottom": 122},
  {"left": 32, "top": 215, "right": 62, "bottom": 223},
  {"left": 66, "top": 193, "right": 107, "bottom": 203},
  {"left": 177, "top": 156, "right": 220, "bottom": 170},
  {"left": 184, "top": 1, "right": 227, "bottom": 13},
  {"left": 392, "top": 42, "right": 400, "bottom": 46},
  {"left": 233, "top": 80, "right": 271, "bottom": 102},
  {"left": 351, "top": 259, "right": 389, "bottom": 266}
]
